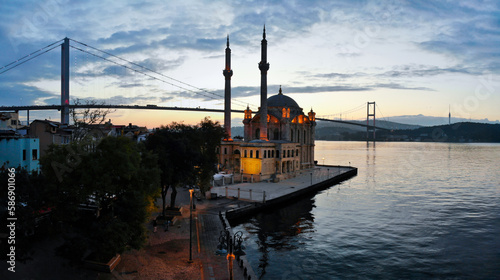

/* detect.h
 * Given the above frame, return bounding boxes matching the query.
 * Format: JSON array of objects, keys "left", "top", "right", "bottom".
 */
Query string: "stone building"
[{"left": 218, "top": 27, "right": 316, "bottom": 182}]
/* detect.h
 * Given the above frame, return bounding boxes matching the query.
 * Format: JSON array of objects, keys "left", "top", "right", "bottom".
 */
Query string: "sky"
[{"left": 1, "top": 0, "right": 500, "bottom": 128}]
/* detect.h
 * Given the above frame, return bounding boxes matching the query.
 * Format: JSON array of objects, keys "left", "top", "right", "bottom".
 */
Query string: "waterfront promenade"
[
  {"left": 211, "top": 166, "right": 354, "bottom": 202},
  {"left": 5, "top": 166, "right": 355, "bottom": 279},
  {"left": 113, "top": 188, "right": 256, "bottom": 280},
  {"left": 113, "top": 165, "right": 356, "bottom": 279}
]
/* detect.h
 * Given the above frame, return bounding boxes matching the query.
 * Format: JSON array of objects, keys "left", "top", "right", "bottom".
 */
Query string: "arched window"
[
  {"left": 244, "top": 150, "right": 247, "bottom": 158},
  {"left": 291, "top": 129, "right": 294, "bottom": 142},
  {"left": 274, "top": 128, "right": 279, "bottom": 140},
  {"left": 255, "top": 128, "right": 260, "bottom": 139},
  {"left": 256, "top": 150, "right": 259, "bottom": 158}
]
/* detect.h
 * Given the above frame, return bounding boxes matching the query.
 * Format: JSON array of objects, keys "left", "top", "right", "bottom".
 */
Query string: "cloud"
[
  {"left": 379, "top": 64, "right": 482, "bottom": 78},
  {"left": 74, "top": 94, "right": 175, "bottom": 106},
  {"left": 309, "top": 72, "right": 367, "bottom": 80},
  {"left": 371, "top": 83, "right": 434, "bottom": 91},
  {"left": 1, "top": 0, "right": 499, "bottom": 125},
  {"left": 412, "top": 3, "right": 500, "bottom": 72},
  {"left": 0, "top": 83, "right": 59, "bottom": 106}
]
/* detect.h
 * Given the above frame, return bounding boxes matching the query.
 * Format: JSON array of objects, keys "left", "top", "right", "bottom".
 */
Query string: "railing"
[
  {"left": 221, "top": 186, "right": 266, "bottom": 203},
  {"left": 212, "top": 176, "right": 235, "bottom": 187}
]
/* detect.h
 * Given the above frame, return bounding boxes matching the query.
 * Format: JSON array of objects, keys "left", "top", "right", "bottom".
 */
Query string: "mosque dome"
[{"left": 267, "top": 86, "right": 300, "bottom": 108}]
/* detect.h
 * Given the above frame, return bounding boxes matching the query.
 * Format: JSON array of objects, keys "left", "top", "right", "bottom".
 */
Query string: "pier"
[{"left": 211, "top": 165, "right": 358, "bottom": 222}]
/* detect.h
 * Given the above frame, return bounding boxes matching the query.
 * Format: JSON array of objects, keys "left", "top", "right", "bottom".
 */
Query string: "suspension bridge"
[{"left": 0, "top": 37, "right": 389, "bottom": 140}]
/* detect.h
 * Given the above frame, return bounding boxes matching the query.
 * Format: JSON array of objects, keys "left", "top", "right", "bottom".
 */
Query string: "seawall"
[{"left": 221, "top": 166, "right": 358, "bottom": 223}]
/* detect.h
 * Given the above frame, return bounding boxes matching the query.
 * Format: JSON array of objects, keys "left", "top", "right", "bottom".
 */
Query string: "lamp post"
[
  {"left": 215, "top": 229, "right": 246, "bottom": 280},
  {"left": 188, "top": 188, "right": 194, "bottom": 263},
  {"left": 227, "top": 235, "right": 235, "bottom": 280}
]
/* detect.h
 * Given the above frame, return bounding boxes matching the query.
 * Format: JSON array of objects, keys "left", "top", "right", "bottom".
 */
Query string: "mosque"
[{"left": 218, "top": 27, "right": 316, "bottom": 183}]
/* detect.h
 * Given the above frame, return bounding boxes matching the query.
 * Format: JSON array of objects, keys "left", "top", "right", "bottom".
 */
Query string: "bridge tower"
[
  {"left": 366, "top": 102, "right": 376, "bottom": 141},
  {"left": 61, "top": 37, "right": 70, "bottom": 124}
]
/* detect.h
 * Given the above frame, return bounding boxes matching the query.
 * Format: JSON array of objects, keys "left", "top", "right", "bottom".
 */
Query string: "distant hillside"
[
  {"left": 385, "top": 114, "right": 500, "bottom": 126},
  {"left": 315, "top": 119, "right": 421, "bottom": 141},
  {"left": 335, "top": 122, "right": 500, "bottom": 142},
  {"left": 232, "top": 119, "right": 422, "bottom": 141},
  {"left": 388, "top": 122, "right": 500, "bottom": 142},
  {"left": 232, "top": 126, "right": 244, "bottom": 138}
]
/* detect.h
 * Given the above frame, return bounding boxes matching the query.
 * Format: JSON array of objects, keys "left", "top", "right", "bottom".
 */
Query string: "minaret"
[
  {"left": 258, "top": 25, "right": 270, "bottom": 140},
  {"left": 223, "top": 35, "right": 233, "bottom": 140}
]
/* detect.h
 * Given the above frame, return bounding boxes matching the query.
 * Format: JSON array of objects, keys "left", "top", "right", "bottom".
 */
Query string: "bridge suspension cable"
[
  {"left": 0, "top": 39, "right": 63, "bottom": 75},
  {"left": 70, "top": 44, "right": 225, "bottom": 102},
  {"left": 2, "top": 37, "right": 257, "bottom": 110},
  {"left": 317, "top": 103, "right": 366, "bottom": 120},
  {"left": 68, "top": 38, "right": 253, "bottom": 109},
  {"left": 375, "top": 103, "right": 388, "bottom": 123}
]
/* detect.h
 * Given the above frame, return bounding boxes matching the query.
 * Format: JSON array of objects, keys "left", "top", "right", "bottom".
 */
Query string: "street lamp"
[
  {"left": 188, "top": 188, "right": 194, "bottom": 263},
  {"left": 215, "top": 229, "right": 246, "bottom": 280}
]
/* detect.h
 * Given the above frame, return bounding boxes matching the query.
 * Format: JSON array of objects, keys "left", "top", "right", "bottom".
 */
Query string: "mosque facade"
[{"left": 218, "top": 27, "right": 316, "bottom": 182}]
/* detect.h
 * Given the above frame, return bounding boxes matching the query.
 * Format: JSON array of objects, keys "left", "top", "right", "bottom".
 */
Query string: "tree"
[
  {"left": 40, "top": 136, "right": 159, "bottom": 260},
  {"left": 145, "top": 123, "right": 198, "bottom": 216},
  {"left": 70, "top": 98, "right": 115, "bottom": 143},
  {"left": 145, "top": 118, "right": 225, "bottom": 215},
  {"left": 194, "top": 117, "right": 226, "bottom": 194},
  {"left": 0, "top": 167, "right": 47, "bottom": 262}
]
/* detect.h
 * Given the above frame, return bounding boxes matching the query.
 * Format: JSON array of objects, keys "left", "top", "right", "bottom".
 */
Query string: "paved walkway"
[
  {"left": 211, "top": 166, "right": 353, "bottom": 201},
  {"left": 112, "top": 187, "right": 254, "bottom": 280},
  {"left": 194, "top": 198, "right": 256, "bottom": 280}
]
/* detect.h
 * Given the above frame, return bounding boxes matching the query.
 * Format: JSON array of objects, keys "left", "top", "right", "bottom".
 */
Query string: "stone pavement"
[
  {"left": 113, "top": 187, "right": 255, "bottom": 280},
  {"left": 194, "top": 199, "right": 256, "bottom": 280},
  {"left": 211, "top": 166, "right": 353, "bottom": 201}
]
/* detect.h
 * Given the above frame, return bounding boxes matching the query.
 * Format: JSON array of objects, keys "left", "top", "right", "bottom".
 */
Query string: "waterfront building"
[
  {"left": 0, "top": 133, "right": 40, "bottom": 172},
  {"left": 218, "top": 27, "right": 316, "bottom": 182}
]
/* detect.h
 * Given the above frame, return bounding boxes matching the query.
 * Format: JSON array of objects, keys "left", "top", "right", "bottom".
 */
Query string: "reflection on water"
[
  {"left": 235, "top": 193, "right": 316, "bottom": 279},
  {"left": 233, "top": 141, "right": 500, "bottom": 279}
]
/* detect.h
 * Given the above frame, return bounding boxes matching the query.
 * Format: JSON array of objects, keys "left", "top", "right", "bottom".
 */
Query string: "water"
[{"left": 233, "top": 141, "right": 500, "bottom": 279}]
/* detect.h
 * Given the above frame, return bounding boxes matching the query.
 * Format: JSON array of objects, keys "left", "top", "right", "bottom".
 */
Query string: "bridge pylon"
[
  {"left": 366, "top": 102, "right": 376, "bottom": 141},
  {"left": 61, "top": 37, "right": 70, "bottom": 124}
]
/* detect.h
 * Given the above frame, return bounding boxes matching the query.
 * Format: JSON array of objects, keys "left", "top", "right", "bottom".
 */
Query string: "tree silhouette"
[{"left": 145, "top": 118, "right": 225, "bottom": 216}]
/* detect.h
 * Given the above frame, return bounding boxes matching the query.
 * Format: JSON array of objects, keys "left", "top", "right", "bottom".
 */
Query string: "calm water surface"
[{"left": 233, "top": 141, "right": 500, "bottom": 279}]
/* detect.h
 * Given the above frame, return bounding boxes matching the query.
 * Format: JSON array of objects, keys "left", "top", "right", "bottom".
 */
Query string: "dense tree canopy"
[
  {"left": 145, "top": 118, "right": 225, "bottom": 216},
  {"left": 41, "top": 136, "right": 159, "bottom": 260}
]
